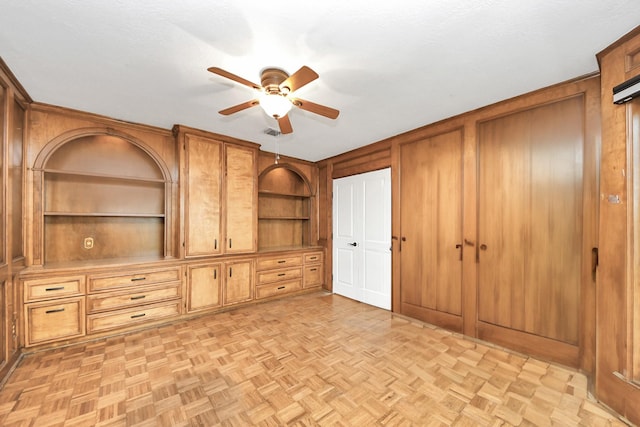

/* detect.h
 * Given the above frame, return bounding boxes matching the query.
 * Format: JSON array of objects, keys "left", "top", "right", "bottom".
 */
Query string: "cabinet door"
[
  {"left": 187, "top": 263, "right": 222, "bottom": 312},
  {"left": 225, "top": 144, "right": 256, "bottom": 253},
  {"left": 223, "top": 260, "right": 253, "bottom": 305},
  {"left": 399, "top": 130, "right": 463, "bottom": 328},
  {"left": 184, "top": 135, "right": 223, "bottom": 257},
  {"left": 478, "top": 96, "right": 585, "bottom": 346}
]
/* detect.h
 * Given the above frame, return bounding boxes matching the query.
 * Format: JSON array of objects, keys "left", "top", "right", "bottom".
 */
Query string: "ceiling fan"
[{"left": 207, "top": 65, "right": 339, "bottom": 134}]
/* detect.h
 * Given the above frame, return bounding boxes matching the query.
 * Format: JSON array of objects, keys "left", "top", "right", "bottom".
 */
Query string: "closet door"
[
  {"left": 477, "top": 96, "right": 587, "bottom": 363},
  {"left": 333, "top": 169, "right": 391, "bottom": 310},
  {"left": 399, "top": 129, "right": 463, "bottom": 330}
]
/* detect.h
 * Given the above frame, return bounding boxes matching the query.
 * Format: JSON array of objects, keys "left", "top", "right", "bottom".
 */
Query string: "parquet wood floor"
[{"left": 0, "top": 292, "right": 630, "bottom": 426}]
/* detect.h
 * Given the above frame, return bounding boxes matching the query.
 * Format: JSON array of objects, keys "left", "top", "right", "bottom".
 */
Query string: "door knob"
[{"left": 348, "top": 242, "right": 358, "bottom": 247}]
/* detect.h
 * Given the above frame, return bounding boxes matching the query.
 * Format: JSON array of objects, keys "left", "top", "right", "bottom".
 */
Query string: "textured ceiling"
[{"left": 0, "top": 1, "right": 639, "bottom": 161}]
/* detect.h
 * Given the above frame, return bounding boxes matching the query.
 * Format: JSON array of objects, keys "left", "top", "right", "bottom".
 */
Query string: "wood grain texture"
[
  {"left": 399, "top": 128, "right": 463, "bottom": 323},
  {"left": 0, "top": 293, "right": 626, "bottom": 426},
  {"left": 596, "top": 25, "right": 640, "bottom": 425},
  {"left": 224, "top": 145, "right": 257, "bottom": 253},
  {"left": 183, "top": 135, "right": 223, "bottom": 257},
  {"left": 478, "top": 96, "right": 584, "bottom": 346}
]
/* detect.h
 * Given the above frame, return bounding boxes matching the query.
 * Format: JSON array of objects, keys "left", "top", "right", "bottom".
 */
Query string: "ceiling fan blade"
[
  {"left": 279, "top": 66, "right": 319, "bottom": 93},
  {"left": 277, "top": 115, "right": 293, "bottom": 134},
  {"left": 219, "top": 100, "right": 259, "bottom": 115},
  {"left": 208, "top": 67, "right": 261, "bottom": 90},
  {"left": 291, "top": 98, "right": 340, "bottom": 119}
]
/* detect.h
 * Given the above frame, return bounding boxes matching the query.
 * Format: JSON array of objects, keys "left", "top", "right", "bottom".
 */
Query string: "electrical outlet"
[{"left": 83, "top": 237, "right": 94, "bottom": 249}]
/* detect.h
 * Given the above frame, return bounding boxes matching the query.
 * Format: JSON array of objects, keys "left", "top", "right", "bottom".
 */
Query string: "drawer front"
[
  {"left": 23, "top": 275, "right": 86, "bottom": 302},
  {"left": 304, "top": 252, "right": 323, "bottom": 264},
  {"left": 87, "top": 301, "right": 181, "bottom": 333},
  {"left": 256, "top": 255, "right": 302, "bottom": 271},
  {"left": 257, "top": 267, "right": 302, "bottom": 285},
  {"left": 256, "top": 279, "right": 302, "bottom": 300},
  {"left": 25, "top": 297, "right": 85, "bottom": 346},
  {"left": 86, "top": 284, "right": 181, "bottom": 314},
  {"left": 303, "top": 265, "right": 323, "bottom": 287},
  {"left": 89, "top": 267, "right": 181, "bottom": 292}
]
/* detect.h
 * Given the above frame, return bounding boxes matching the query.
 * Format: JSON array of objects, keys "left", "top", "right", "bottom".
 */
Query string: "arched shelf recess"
[
  {"left": 35, "top": 130, "right": 171, "bottom": 265},
  {"left": 258, "top": 164, "right": 313, "bottom": 250}
]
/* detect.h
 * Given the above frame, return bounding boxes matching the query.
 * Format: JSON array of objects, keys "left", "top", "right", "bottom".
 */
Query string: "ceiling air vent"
[{"left": 264, "top": 128, "right": 281, "bottom": 137}]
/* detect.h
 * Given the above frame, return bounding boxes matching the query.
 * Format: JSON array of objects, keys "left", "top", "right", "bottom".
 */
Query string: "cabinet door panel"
[
  {"left": 225, "top": 145, "right": 256, "bottom": 253},
  {"left": 223, "top": 261, "right": 253, "bottom": 305},
  {"left": 187, "top": 263, "right": 222, "bottom": 312},
  {"left": 185, "top": 135, "right": 222, "bottom": 257}
]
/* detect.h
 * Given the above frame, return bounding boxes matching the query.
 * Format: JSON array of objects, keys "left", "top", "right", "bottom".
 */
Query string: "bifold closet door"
[
  {"left": 477, "top": 96, "right": 586, "bottom": 351},
  {"left": 333, "top": 169, "right": 391, "bottom": 310},
  {"left": 398, "top": 129, "right": 463, "bottom": 330}
]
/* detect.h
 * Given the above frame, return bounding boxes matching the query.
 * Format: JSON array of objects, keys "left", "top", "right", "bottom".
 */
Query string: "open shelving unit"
[
  {"left": 258, "top": 166, "right": 312, "bottom": 250},
  {"left": 41, "top": 134, "right": 169, "bottom": 264}
]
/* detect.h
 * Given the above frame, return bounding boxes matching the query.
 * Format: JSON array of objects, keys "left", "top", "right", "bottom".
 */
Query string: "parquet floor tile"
[{"left": 0, "top": 292, "right": 630, "bottom": 426}]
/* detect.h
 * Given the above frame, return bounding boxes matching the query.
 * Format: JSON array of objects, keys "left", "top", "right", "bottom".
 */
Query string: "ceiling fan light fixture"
[{"left": 259, "top": 92, "right": 292, "bottom": 118}]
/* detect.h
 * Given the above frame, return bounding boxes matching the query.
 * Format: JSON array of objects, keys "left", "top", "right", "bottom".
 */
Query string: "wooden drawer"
[
  {"left": 303, "top": 264, "right": 323, "bottom": 288},
  {"left": 87, "top": 300, "right": 181, "bottom": 333},
  {"left": 23, "top": 275, "right": 85, "bottom": 302},
  {"left": 25, "top": 297, "right": 85, "bottom": 346},
  {"left": 86, "top": 283, "right": 181, "bottom": 314},
  {"left": 256, "top": 255, "right": 303, "bottom": 271},
  {"left": 88, "top": 267, "right": 181, "bottom": 292},
  {"left": 304, "top": 252, "right": 323, "bottom": 264},
  {"left": 256, "top": 279, "right": 302, "bottom": 300},
  {"left": 257, "top": 267, "right": 302, "bottom": 285}
]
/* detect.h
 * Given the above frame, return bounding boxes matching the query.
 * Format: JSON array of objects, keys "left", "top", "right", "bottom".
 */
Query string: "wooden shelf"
[
  {"left": 258, "top": 166, "right": 312, "bottom": 250},
  {"left": 43, "top": 168, "right": 166, "bottom": 183},
  {"left": 258, "top": 190, "right": 310, "bottom": 198},
  {"left": 44, "top": 212, "right": 165, "bottom": 218},
  {"left": 258, "top": 216, "right": 310, "bottom": 220},
  {"left": 41, "top": 133, "right": 169, "bottom": 265}
]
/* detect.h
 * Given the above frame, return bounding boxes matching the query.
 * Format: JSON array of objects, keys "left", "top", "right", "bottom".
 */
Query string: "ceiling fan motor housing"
[{"left": 261, "top": 68, "right": 290, "bottom": 94}]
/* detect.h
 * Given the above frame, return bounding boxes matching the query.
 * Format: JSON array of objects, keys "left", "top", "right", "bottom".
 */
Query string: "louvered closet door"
[
  {"left": 399, "top": 129, "right": 463, "bottom": 330},
  {"left": 477, "top": 96, "right": 585, "bottom": 351}
]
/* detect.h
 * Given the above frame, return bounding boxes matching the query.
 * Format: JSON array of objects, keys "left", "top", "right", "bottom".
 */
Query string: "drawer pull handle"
[
  {"left": 310, "top": 268, "right": 317, "bottom": 272},
  {"left": 309, "top": 257, "right": 317, "bottom": 260},
  {"left": 131, "top": 313, "right": 146, "bottom": 319},
  {"left": 277, "top": 273, "right": 286, "bottom": 276},
  {"left": 130, "top": 295, "right": 146, "bottom": 300},
  {"left": 45, "top": 308, "right": 65, "bottom": 314},
  {"left": 277, "top": 260, "right": 286, "bottom": 264},
  {"left": 277, "top": 286, "right": 285, "bottom": 290},
  {"left": 45, "top": 286, "right": 65, "bottom": 291},
  {"left": 131, "top": 277, "right": 147, "bottom": 282}
]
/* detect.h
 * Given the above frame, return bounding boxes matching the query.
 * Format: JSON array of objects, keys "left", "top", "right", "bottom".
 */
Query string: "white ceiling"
[{"left": 0, "top": 1, "right": 639, "bottom": 161}]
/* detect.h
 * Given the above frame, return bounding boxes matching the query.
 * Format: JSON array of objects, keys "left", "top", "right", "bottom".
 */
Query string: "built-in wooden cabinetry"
[
  {"left": 258, "top": 165, "right": 313, "bottom": 250},
  {"left": 596, "top": 25, "right": 640, "bottom": 425},
  {"left": 174, "top": 125, "right": 257, "bottom": 258},
  {"left": 0, "top": 59, "right": 30, "bottom": 380}
]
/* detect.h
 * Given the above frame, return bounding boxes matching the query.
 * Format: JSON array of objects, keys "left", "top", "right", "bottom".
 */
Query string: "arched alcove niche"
[
  {"left": 258, "top": 164, "right": 313, "bottom": 250},
  {"left": 35, "top": 129, "right": 171, "bottom": 265}
]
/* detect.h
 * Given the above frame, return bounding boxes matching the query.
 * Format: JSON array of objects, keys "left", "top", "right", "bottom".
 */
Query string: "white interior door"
[{"left": 333, "top": 168, "right": 391, "bottom": 310}]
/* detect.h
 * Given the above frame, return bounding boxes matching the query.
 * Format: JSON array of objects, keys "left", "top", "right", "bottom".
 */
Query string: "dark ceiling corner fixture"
[
  {"left": 613, "top": 73, "right": 640, "bottom": 104},
  {"left": 208, "top": 65, "right": 340, "bottom": 134}
]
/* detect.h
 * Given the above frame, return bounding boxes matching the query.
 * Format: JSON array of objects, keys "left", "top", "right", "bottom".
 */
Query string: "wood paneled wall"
[
  {"left": 595, "top": 25, "right": 640, "bottom": 425},
  {"left": 0, "top": 58, "right": 32, "bottom": 382},
  {"left": 318, "top": 74, "right": 601, "bottom": 373}
]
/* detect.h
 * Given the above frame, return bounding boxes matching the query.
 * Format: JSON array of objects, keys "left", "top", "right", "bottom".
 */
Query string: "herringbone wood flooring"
[{"left": 0, "top": 292, "right": 628, "bottom": 426}]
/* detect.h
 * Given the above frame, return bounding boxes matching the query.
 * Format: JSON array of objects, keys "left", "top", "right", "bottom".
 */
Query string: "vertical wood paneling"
[
  {"left": 478, "top": 96, "right": 584, "bottom": 345},
  {"left": 184, "top": 135, "right": 222, "bottom": 257},
  {"left": 399, "top": 129, "right": 463, "bottom": 324}
]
